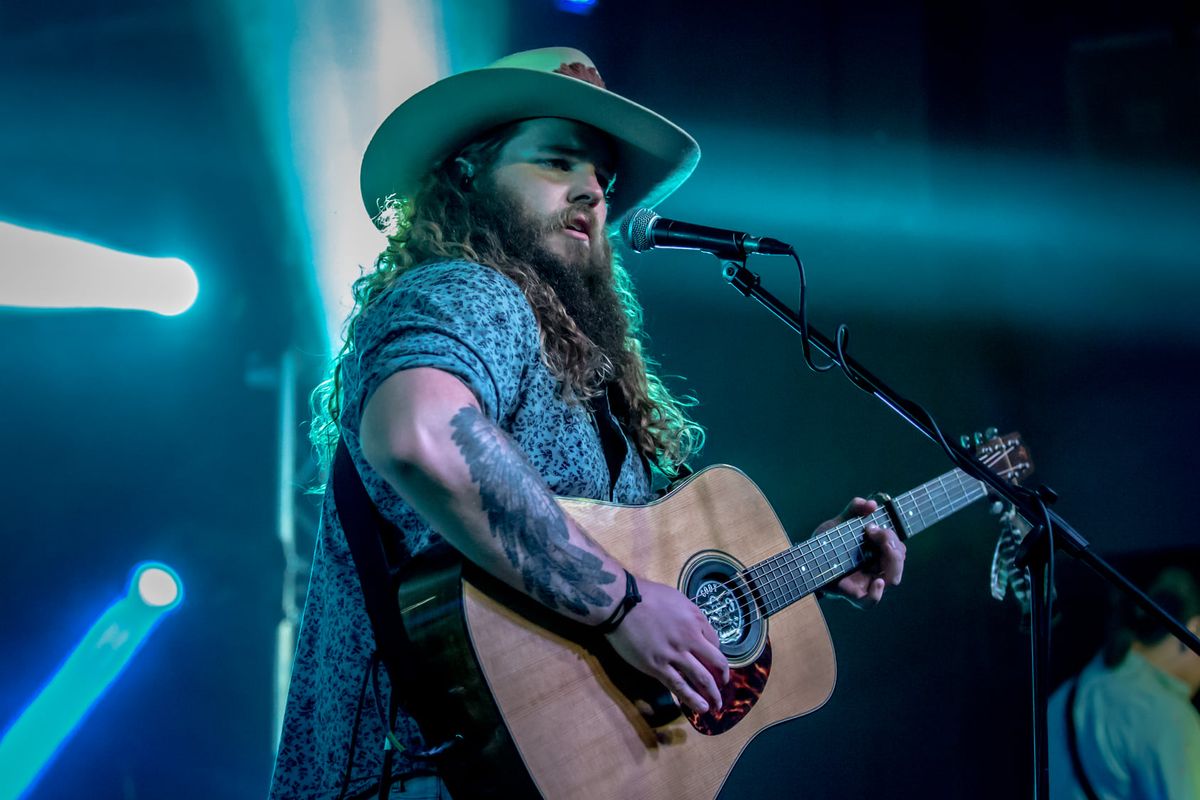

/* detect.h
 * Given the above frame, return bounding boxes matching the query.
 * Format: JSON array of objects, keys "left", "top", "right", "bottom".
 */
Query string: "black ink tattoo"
[{"left": 449, "top": 406, "right": 616, "bottom": 616}]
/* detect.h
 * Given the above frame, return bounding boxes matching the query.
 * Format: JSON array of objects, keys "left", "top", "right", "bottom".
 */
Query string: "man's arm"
[{"left": 360, "top": 366, "right": 729, "bottom": 711}]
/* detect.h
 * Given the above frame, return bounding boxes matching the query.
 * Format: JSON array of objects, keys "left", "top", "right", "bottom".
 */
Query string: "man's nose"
[{"left": 569, "top": 167, "right": 605, "bottom": 207}]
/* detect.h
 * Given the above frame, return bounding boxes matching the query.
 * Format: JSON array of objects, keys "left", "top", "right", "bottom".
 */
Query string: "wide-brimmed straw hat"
[{"left": 360, "top": 46, "right": 699, "bottom": 227}]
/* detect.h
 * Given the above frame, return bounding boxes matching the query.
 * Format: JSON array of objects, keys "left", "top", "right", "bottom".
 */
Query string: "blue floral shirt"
[{"left": 269, "top": 260, "right": 652, "bottom": 799}]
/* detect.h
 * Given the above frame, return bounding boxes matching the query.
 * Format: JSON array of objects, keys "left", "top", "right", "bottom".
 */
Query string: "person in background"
[{"left": 1049, "top": 566, "right": 1200, "bottom": 799}]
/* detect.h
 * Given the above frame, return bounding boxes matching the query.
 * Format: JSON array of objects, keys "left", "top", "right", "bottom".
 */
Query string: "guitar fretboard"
[{"left": 744, "top": 468, "right": 987, "bottom": 616}]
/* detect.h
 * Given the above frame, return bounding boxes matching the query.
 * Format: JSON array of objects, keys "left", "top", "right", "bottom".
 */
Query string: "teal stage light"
[
  {"left": 0, "top": 562, "right": 184, "bottom": 800},
  {"left": 0, "top": 222, "right": 198, "bottom": 316}
]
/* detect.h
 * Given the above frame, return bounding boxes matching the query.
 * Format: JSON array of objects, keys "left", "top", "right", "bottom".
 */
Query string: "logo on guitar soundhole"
[
  {"left": 696, "top": 580, "right": 745, "bottom": 645},
  {"left": 682, "top": 550, "right": 765, "bottom": 665}
]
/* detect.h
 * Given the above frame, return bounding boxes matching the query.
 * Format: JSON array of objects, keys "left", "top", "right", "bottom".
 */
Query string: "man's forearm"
[
  {"left": 360, "top": 370, "right": 623, "bottom": 624},
  {"left": 442, "top": 404, "right": 621, "bottom": 619}
]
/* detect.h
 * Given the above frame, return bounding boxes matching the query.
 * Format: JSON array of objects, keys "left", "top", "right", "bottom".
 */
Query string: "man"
[
  {"left": 1049, "top": 567, "right": 1200, "bottom": 799},
  {"left": 270, "top": 47, "right": 905, "bottom": 799}
]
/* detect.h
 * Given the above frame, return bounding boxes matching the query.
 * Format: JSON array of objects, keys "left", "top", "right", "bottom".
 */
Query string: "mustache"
[{"left": 541, "top": 204, "right": 601, "bottom": 237}]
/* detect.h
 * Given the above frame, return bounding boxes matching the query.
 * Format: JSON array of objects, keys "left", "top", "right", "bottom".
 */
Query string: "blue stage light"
[
  {"left": 0, "top": 562, "right": 184, "bottom": 800},
  {"left": 556, "top": 0, "right": 597, "bottom": 15}
]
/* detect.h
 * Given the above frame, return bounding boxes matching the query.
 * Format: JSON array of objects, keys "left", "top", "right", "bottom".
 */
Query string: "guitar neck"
[{"left": 745, "top": 468, "right": 987, "bottom": 616}]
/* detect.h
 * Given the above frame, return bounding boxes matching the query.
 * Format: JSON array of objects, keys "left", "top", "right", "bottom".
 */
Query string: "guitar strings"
[
  {"left": 745, "top": 475, "right": 987, "bottom": 621},
  {"left": 704, "top": 480, "right": 983, "bottom": 628},
  {"left": 689, "top": 469, "right": 983, "bottom": 613},
  {"left": 688, "top": 451, "right": 1012, "bottom": 628},
  {"left": 694, "top": 478, "right": 985, "bottom": 627},
  {"left": 742, "top": 472, "right": 986, "bottom": 618}
]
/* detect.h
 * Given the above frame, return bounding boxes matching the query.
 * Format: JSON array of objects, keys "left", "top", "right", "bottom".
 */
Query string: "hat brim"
[{"left": 360, "top": 67, "right": 699, "bottom": 226}]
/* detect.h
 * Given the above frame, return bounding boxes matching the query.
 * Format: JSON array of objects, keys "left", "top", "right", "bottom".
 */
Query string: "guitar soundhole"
[
  {"left": 679, "top": 550, "right": 771, "bottom": 734},
  {"left": 682, "top": 551, "right": 766, "bottom": 664}
]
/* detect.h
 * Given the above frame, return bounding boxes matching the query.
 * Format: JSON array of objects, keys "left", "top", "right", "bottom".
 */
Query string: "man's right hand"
[{"left": 604, "top": 578, "right": 731, "bottom": 714}]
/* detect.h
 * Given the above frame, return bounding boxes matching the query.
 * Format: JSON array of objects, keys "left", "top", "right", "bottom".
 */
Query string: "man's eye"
[{"left": 541, "top": 158, "right": 571, "bottom": 170}]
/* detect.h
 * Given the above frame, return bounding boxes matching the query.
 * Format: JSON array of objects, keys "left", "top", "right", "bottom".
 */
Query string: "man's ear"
[{"left": 454, "top": 157, "right": 476, "bottom": 190}]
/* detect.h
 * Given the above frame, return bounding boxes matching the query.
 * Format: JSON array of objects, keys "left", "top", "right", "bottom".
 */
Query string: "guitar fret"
[
  {"left": 745, "top": 469, "right": 990, "bottom": 618},
  {"left": 890, "top": 468, "right": 987, "bottom": 537}
]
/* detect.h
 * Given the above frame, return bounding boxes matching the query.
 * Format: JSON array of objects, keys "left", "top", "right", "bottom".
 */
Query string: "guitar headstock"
[
  {"left": 967, "top": 429, "right": 1038, "bottom": 611},
  {"left": 963, "top": 428, "right": 1034, "bottom": 485}
]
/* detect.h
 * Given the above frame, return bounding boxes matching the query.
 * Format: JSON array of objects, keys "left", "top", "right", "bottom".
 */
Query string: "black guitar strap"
[
  {"left": 333, "top": 438, "right": 543, "bottom": 800},
  {"left": 332, "top": 438, "right": 449, "bottom": 797},
  {"left": 1065, "top": 678, "right": 1103, "bottom": 800},
  {"left": 333, "top": 438, "right": 418, "bottom": 708}
]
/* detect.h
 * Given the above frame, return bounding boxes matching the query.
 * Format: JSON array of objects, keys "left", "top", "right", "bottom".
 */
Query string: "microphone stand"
[{"left": 715, "top": 256, "right": 1200, "bottom": 800}]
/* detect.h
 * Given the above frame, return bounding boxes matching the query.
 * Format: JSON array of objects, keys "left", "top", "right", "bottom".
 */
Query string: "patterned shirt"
[{"left": 269, "top": 260, "right": 652, "bottom": 799}]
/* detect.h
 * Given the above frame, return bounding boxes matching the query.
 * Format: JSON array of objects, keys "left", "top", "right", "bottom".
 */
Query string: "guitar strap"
[
  {"left": 599, "top": 382, "right": 692, "bottom": 494},
  {"left": 334, "top": 438, "right": 548, "bottom": 800},
  {"left": 331, "top": 438, "right": 446, "bottom": 790},
  {"left": 1065, "top": 678, "right": 1102, "bottom": 800},
  {"left": 590, "top": 383, "right": 638, "bottom": 496}
]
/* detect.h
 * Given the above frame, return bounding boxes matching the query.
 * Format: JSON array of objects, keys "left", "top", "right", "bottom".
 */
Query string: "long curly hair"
[{"left": 311, "top": 124, "right": 704, "bottom": 479}]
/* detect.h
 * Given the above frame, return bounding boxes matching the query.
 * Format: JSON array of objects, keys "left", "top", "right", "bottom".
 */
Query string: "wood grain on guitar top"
[
  {"left": 463, "top": 466, "right": 838, "bottom": 800},
  {"left": 400, "top": 437, "right": 1028, "bottom": 798}
]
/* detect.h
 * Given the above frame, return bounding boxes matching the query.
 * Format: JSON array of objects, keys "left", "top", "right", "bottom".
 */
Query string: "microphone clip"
[{"left": 719, "top": 258, "right": 759, "bottom": 298}]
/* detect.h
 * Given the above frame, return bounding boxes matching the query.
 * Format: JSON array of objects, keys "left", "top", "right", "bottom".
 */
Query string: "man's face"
[
  {"left": 485, "top": 118, "right": 616, "bottom": 264},
  {"left": 468, "top": 117, "right": 628, "bottom": 362}
]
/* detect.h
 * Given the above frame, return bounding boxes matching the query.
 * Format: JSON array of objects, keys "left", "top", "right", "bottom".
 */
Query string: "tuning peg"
[
  {"left": 974, "top": 431, "right": 985, "bottom": 446},
  {"left": 985, "top": 427, "right": 998, "bottom": 439},
  {"left": 960, "top": 434, "right": 972, "bottom": 448}
]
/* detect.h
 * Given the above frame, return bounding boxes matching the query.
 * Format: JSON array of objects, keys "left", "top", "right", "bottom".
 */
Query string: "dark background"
[{"left": 1, "top": 1, "right": 1197, "bottom": 798}]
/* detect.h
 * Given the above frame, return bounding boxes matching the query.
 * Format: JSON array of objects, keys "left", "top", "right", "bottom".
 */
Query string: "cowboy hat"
[{"left": 360, "top": 47, "right": 699, "bottom": 226}]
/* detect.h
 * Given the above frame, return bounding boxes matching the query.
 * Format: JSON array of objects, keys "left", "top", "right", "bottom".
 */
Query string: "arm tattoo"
[{"left": 450, "top": 406, "right": 616, "bottom": 616}]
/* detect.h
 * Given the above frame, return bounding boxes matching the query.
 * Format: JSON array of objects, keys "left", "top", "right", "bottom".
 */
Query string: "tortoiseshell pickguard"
[{"left": 685, "top": 637, "right": 772, "bottom": 735}]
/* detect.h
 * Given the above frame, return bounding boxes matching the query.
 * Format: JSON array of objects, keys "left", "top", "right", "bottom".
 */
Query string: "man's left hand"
[{"left": 815, "top": 497, "right": 906, "bottom": 606}]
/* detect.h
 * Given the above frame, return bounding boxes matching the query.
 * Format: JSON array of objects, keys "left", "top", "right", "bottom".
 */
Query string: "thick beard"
[{"left": 470, "top": 182, "right": 630, "bottom": 370}]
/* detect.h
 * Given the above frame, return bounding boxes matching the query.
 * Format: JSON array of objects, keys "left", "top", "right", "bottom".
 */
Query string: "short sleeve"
[{"left": 347, "top": 261, "right": 539, "bottom": 425}]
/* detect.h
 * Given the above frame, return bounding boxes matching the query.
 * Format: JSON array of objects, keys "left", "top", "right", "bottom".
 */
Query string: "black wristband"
[{"left": 595, "top": 570, "right": 641, "bottom": 635}]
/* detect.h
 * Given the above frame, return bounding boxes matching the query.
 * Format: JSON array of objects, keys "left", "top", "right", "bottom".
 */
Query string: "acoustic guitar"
[{"left": 396, "top": 432, "right": 1032, "bottom": 799}]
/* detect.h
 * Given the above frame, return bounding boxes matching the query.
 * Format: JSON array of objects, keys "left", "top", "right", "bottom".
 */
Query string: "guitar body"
[{"left": 397, "top": 465, "right": 837, "bottom": 799}]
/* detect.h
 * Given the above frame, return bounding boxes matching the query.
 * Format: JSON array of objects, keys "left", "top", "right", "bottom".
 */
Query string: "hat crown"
[
  {"left": 488, "top": 47, "right": 607, "bottom": 89},
  {"left": 361, "top": 46, "right": 697, "bottom": 225},
  {"left": 489, "top": 47, "right": 595, "bottom": 72}
]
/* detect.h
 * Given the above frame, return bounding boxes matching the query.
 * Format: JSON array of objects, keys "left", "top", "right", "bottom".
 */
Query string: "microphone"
[{"left": 620, "top": 208, "right": 793, "bottom": 258}]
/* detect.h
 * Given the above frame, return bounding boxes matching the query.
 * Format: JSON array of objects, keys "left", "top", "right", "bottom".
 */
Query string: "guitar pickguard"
[{"left": 686, "top": 639, "right": 773, "bottom": 736}]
